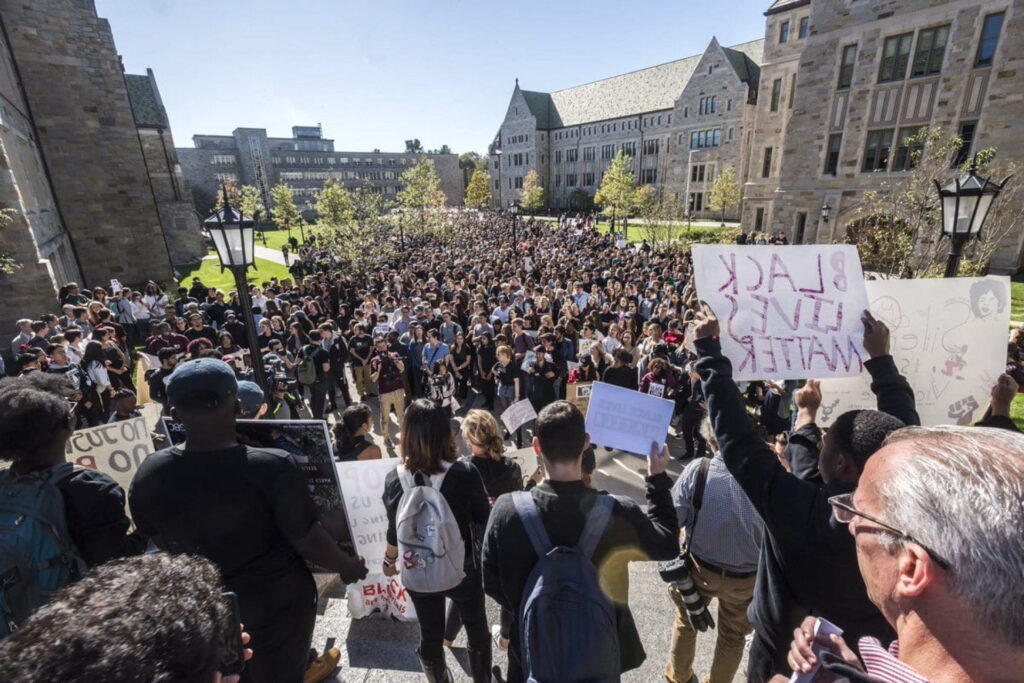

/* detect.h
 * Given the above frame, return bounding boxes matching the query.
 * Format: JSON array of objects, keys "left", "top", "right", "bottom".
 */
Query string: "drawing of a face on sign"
[{"left": 969, "top": 279, "right": 1006, "bottom": 321}]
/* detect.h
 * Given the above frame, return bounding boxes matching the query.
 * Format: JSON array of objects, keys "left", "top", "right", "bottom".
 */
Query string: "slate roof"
[
  {"left": 521, "top": 39, "right": 764, "bottom": 129},
  {"left": 125, "top": 71, "right": 168, "bottom": 129},
  {"left": 765, "top": 0, "right": 811, "bottom": 15}
]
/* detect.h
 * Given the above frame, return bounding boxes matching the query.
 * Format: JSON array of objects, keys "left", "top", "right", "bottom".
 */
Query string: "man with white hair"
[{"left": 784, "top": 426, "right": 1024, "bottom": 681}]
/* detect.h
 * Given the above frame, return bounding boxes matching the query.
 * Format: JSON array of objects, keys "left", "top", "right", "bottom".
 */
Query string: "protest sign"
[
  {"left": 508, "top": 445, "right": 539, "bottom": 481},
  {"left": 584, "top": 381, "right": 674, "bottom": 456},
  {"left": 818, "top": 276, "right": 1010, "bottom": 427},
  {"left": 109, "top": 278, "right": 122, "bottom": 294},
  {"left": 567, "top": 361, "right": 580, "bottom": 373},
  {"left": 501, "top": 399, "right": 537, "bottom": 434},
  {"left": 692, "top": 245, "right": 870, "bottom": 381},
  {"left": 567, "top": 382, "right": 593, "bottom": 416},
  {"left": 520, "top": 350, "right": 537, "bottom": 372},
  {"left": 372, "top": 324, "right": 392, "bottom": 338},
  {"left": 66, "top": 417, "right": 151, "bottom": 494},
  {"left": 335, "top": 458, "right": 417, "bottom": 621},
  {"left": 134, "top": 353, "right": 159, "bottom": 405},
  {"left": 579, "top": 338, "right": 597, "bottom": 357}
]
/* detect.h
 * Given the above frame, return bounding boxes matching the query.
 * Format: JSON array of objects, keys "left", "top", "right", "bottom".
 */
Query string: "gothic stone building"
[
  {"left": 0, "top": 0, "right": 201, "bottom": 341},
  {"left": 178, "top": 125, "right": 464, "bottom": 215}
]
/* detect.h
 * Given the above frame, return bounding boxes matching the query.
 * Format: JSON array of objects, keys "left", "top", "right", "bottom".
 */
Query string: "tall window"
[
  {"left": 893, "top": 127, "right": 925, "bottom": 171},
  {"left": 643, "top": 139, "right": 660, "bottom": 155},
  {"left": 837, "top": 44, "right": 857, "bottom": 89},
  {"left": 566, "top": 149, "right": 578, "bottom": 162},
  {"left": 602, "top": 144, "right": 616, "bottom": 160},
  {"left": 799, "top": 16, "right": 810, "bottom": 39},
  {"left": 862, "top": 129, "right": 895, "bottom": 172},
  {"left": 770, "top": 78, "right": 783, "bottom": 112},
  {"left": 879, "top": 32, "right": 913, "bottom": 82},
  {"left": 582, "top": 146, "right": 595, "bottom": 161},
  {"left": 975, "top": 13, "right": 1005, "bottom": 67},
  {"left": 583, "top": 172, "right": 595, "bottom": 186},
  {"left": 824, "top": 133, "right": 843, "bottom": 176},
  {"left": 641, "top": 168, "right": 657, "bottom": 184},
  {"left": 779, "top": 20, "right": 790, "bottom": 44},
  {"left": 953, "top": 122, "right": 977, "bottom": 167},
  {"left": 555, "top": 150, "right": 562, "bottom": 164},
  {"left": 789, "top": 73, "right": 797, "bottom": 108},
  {"left": 691, "top": 164, "right": 706, "bottom": 182},
  {"left": 754, "top": 208, "right": 765, "bottom": 232},
  {"left": 762, "top": 147, "right": 773, "bottom": 178},
  {"left": 622, "top": 142, "right": 636, "bottom": 157},
  {"left": 911, "top": 25, "right": 949, "bottom": 77},
  {"left": 566, "top": 174, "right": 577, "bottom": 187}
]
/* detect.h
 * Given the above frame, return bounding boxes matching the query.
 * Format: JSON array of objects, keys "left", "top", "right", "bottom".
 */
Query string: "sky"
[{"left": 95, "top": 0, "right": 766, "bottom": 155}]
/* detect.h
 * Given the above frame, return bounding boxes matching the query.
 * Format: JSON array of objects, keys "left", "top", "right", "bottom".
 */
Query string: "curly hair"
[
  {"left": 0, "top": 374, "right": 76, "bottom": 463},
  {"left": 461, "top": 410, "right": 505, "bottom": 460},
  {"left": 0, "top": 553, "right": 229, "bottom": 682}
]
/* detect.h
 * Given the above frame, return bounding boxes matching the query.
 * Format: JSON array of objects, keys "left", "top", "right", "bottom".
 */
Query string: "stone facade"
[
  {"left": 766, "top": 0, "right": 1024, "bottom": 272},
  {"left": 178, "top": 126, "right": 464, "bottom": 215},
  {"left": 0, "top": 0, "right": 175, "bottom": 291}
]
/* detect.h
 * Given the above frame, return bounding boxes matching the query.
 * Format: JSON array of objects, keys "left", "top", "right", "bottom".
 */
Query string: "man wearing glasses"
[{"left": 690, "top": 305, "right": 919, "bottom": 683}]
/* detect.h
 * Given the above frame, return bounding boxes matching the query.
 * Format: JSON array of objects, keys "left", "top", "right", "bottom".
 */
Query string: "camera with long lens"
[{"left": 658, "top": 555, "right": 715, "bottom": 632}]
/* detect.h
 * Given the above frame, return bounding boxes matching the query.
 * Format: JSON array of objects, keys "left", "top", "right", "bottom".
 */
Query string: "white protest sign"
[
  {"left": 647, "top": 382, "right": 665, "bottom": 399},
  {"left": 66, "top": 417, "right": 151, "bottom": 495},
  {"left": 508, "top": 445, "right": 539, "bottom": 480},
  {"left": 335, "top": 458, "right": 418, "bottom": 621},
  {"left": 693, "top": 245, "right": 870, "bottom": 381},
  {"left": 579, "top": 339, "right": 597, "bottom": 357},
  {"left": 520, "top": 350, "right": 537, "bottom": 372},
  {"left": 501, "top": 399, "right": 537, "bottom": 434},
  {"left": 818, "top": 276, "right": 1010, "bottom": 426},
  {"left": 567, "top": 361, "right": 580, "bottom": 373},
  {"left": 109, "top": 278, "right": 122, "bottom": 294},
  {"left": 373, "top": 324, "right": 392, "bottom": 338},
  {"left": 584, "top": 382, "right": 674, "bottom": 456}
]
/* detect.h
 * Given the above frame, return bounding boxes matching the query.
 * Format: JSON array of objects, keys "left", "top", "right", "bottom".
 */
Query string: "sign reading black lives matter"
[{"left": 692, "top": 245, "right": 871, "bottom": 381}]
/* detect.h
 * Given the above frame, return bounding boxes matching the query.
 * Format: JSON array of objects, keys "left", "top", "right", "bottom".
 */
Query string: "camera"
[{"left": 658, "top": 555, "right": 715, "bottom": 632}]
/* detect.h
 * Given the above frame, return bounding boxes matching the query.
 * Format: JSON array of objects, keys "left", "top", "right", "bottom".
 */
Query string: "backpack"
[
  {"left": 0, "top": 463, "right": 85, "bottom": 639},
  {"left": 512, "top": 491, "right": 620, "bottom": 683},
  {"left": 296, "top": 346, "right": 318, "bottom": 386},
  {"left": 395, "top": 464, "right": 465, "bottom": 593}
]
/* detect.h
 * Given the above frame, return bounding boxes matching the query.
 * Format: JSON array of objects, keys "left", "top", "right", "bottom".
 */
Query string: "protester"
[
  {"left": 369, "top": 335, "right": 406, "bottom": 442},
  {"left": 0, "top": 553, "right": 252, "bottom": 682},
  {"left": 381, "top": 399, "right": 492, "bottom": 682},
  {"left": 332, "top": 403, "right": 382, "bottom": 461},
  {"left": 128, "top": 358, "right": 368, "bottom": 683},
  {"left": 482, "top": 401, "right": 679, "bottom": 682}
]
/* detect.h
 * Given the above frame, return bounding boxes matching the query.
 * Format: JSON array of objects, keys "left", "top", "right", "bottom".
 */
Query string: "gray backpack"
[{"left": 395, "top": 465, "right": 465, "bottom": 593}]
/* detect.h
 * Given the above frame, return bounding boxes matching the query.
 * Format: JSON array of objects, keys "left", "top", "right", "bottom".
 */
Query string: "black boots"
[
  {"left": 417, "top": 649, "right": 453, "bottom": 683},
  {"left": 468, "top": 648, "right": 492, "bottom": 683}
]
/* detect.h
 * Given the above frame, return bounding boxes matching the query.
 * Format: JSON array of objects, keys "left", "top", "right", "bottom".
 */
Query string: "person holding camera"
[
  {"left": 664, "top": 419, "right": 762, "bottom": 683},
  {"left": 369, "top": 336, "right": 406, "bottom": 442}
]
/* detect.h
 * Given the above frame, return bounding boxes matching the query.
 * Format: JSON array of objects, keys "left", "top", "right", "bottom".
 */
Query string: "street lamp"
[
  {"left": 820, "top": 203, "right": 831, "bottom": 224},
  {"left": 494, "top": 149, "right": 503, "bottom": 209},
  {"left": 934, "top": 158, "right": 1011, "bottom": 278},
  {"left": 205, "top": 184, "right": 267, "bottom": 390}
]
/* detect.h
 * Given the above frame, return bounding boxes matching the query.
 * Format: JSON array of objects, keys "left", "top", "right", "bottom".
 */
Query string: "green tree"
[
  {"left": 316, "top": 181, "right": 354, "bottom": 229},
  {"left": 594, "top": 151, "right": 637, "bottom": 231},
  {"left": 398, "top": 157, "right": 447, "bottom": 231},
  {"left": 465, "top": 168, "right": 492, "bottom": 209},
  {"left": 270, "top": 183, "right": 301, "bottom": 239},
  {"left": 459, "top": 151, "right": 485, "bottom": 188},
  {"left": 238, "top": 185, "right": 264, "bottom": 220},
  {"left": 0, "top": 208, "right": 21, "bottom": 277},
  {"left": 213, "top": 178, "right": 243, "bottom": 212},
  {"left": 404, "top": 139, "right": 424, "bottom": 154},
  {"left": 519, "top": 169, "right": 544, "bottom": 214},
  {"left": 427, "top": 144, "right": 452, "bottom": 155},
  {"left": 707, "top": 167, "right": 740, "bottom": 226}
]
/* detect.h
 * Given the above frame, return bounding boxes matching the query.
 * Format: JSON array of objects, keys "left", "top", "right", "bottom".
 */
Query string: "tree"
[
  {"left": 519, "top": 169, "right": 544, "bottom": 214},
  {"left": 238, "top": 185, "right": 264, "bottom": 220},
  {"left": 404, "top": 139, "right": 424, "bottom": 154},
  {"left": 269, "top": 183, "right": 301, "bottom": 239},
  {"left": 212, "top": 178, "right": 243, "bottom": 212},
  {"left": 465, "top": 168, "right": 491, "bottom": 209},
  {"left": 398, "top": 157, "right": 447, "bottom": 232},
  {"left": 316, "top": 181, "right": 354, "bottom": 229},
  {"left": 0, "top": 208, "right": 21, "bottom": 278},
  {"left": 594, "top": 151, "right": 637, "bottom": 231},
  {"left": 708, "top": 167, "right": 740, "bottom": 226},
  {"left": 427, "top": 144, "right": 452, "bottom": 155},
  {"left": 459, "top": 152, "right": 485, "bottom": 188},
  {"left": 846, "top": 126, "right": 1022, "bottom": 277}
]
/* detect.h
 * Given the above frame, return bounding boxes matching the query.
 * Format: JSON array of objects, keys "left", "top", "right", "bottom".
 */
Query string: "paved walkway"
[{"left": 253, "top": 245, "right": 297, "bottom": 266}]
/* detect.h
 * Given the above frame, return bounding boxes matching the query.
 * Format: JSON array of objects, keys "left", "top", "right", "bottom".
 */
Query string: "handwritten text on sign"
[
  {"left": 66, "top": 417, "right": 151, "bottom": 495},
  {"left": 693, "top": 245, "right": 870, "bottom": 380}
]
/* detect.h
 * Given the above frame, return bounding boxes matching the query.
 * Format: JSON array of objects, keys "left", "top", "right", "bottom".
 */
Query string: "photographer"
[{"left": 368, "top": 336, "right": 405, "bottom": 442}]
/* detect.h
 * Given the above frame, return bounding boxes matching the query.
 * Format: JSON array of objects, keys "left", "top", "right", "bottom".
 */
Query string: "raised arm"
[{"left": 862, "top": 311, "right": 919, "bottom": 427}]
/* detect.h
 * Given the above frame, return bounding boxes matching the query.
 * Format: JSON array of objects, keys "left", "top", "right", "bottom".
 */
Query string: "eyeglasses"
[{"left": 828, "top": 493, "right": 950, "bottom": 570}]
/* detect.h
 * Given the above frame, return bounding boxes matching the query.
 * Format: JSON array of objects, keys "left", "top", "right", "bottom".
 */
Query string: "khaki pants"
[
  {"left": 665, "top": 557, "right": 756, "bottom": 683},
  {"left": 352, "top": 364, "right": 370, "bottom": 397},
  {"left": 379, "top": 388, "right": 405, "bottom": 438}
]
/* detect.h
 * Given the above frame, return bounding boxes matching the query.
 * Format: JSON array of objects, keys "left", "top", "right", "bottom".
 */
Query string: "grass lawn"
[
  {"left": 258, "top": 226, "right": 324, "bottom": 252},
  {"left": 177, "top": 256, "right": 293, "bottom": 292},
  {"left": 1012, "top": 393, "right": 1024, "bottom": 430},
  {"left": 1012, "top": 275, "right": 1024, "bottom": 322},
  {"left": 594, "top": 219, "right": 739, "bottom": 244}
]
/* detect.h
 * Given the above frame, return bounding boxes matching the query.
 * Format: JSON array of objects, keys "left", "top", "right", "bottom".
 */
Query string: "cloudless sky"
[{"left": 95, "top": 0, "right": 766, "bottom": 155}]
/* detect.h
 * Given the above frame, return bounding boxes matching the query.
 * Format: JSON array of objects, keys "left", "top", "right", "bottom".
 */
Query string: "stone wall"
[{"left": 0, "top": 0, "right": 175, "bottom": 290}]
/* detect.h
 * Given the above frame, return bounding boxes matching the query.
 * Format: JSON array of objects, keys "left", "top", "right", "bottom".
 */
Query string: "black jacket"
[
  {"left": 695, "top": 338, "right": 916, "bottom": 672},
  {"left": 482, "top": 475, "right": 678, "bottom": 674}
]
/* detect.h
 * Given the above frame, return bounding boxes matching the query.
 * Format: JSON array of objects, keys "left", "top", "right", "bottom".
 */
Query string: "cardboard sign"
[
  {"left": 109, "top": 278, "right": 122, "bottom": 294},
  {"left": 584, "top": 381, "right": 674, "bottom": 456},
  {"left": 66, "top": 417, "right": 151, "bottom": 495},
  {"left": 693, "top": 245, "right": 870, "bottom": 381},
  {"left": 501, "top": 399, "right": 537, "bottom": 434},
  {"left": 568, "top": 382, "right": 593, "bottom": 416},
  {"left": 334, "top": 459, "right": 417, "bottom": 622},
  {"left": 818, "top": 276, "right": 1010, "bottom": 426},
  {"left": 579, "top": 338, "right": 597, "bottom": 358}
]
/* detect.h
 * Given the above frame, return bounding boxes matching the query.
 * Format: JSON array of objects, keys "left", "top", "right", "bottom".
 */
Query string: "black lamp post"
[
  {"left": 494, "top": 149, "right": 503, "bottom": 209},
  {"left": 934, "top": 158, "right": 1011, "bottom": 278},
  {"left": 510, "top": 202, "right": 518, "bottom": 249},
  {"left": 205, "top": 184, "right": 267, "bottom": 390}
]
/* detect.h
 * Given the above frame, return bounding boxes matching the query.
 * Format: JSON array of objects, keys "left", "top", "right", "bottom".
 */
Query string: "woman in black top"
[
  {"left": 527, "top": 350, "right": 560, "bottom": 412},
  {"left": 381, "top": 400, "right": 491, "bottom": 682},
  {"left": 475, "top": 333, "right": 497, "bottom": 410},
  {"left": 332, "top": 404, "right": 382, "bottom": 462},
  {"left": 450, "top": 332, "right": 473, "bottom": 400}
]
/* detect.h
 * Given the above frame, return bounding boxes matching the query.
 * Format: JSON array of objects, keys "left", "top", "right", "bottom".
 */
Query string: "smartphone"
[{"left": 219, "top": 591, "right": 245, "bottom": 677}]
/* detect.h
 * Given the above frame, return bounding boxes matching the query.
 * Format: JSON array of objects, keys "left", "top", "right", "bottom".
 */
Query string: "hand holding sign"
[
  {"left": 860, "top": 311, "right": 890, "bottom": 359},
  {"left": 692, "top": 302, "right": 720, "bottom": 341},
  {"left": 648, "top": 442, "right": 671, "bottom": 476}
]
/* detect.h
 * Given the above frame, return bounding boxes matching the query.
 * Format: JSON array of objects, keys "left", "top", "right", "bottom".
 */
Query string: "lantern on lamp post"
[
  {"left": 934, "top": 158, "right": 1011, "bottom": 278},
  {"left": 205, "top": 184, "right": 267, "bottom": 390}
]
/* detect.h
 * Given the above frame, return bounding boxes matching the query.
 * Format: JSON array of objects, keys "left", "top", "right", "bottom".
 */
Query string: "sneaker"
[
  {"left": 491, "top": 624, "right": 509, "bottom": 651},
  {"left": 304, "top": 647, "right": 341, "bottom": 683}
]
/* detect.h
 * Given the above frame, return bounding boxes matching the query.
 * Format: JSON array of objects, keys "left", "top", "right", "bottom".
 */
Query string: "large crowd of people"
[{"left": 0, "top": 211, "right": 1022, "bottom": 682}]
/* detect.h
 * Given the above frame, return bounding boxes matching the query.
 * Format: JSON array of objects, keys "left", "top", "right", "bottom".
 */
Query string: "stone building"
[
  {"left": 759, "top": 0, "right": 1024, "bottom": 272},
  {"left": 491, "top": 38, "right": 764, "bottom": 218},
  {"left": 0, "top": 0, "right": 198, "bottom": 342},
  {"left": 178, "top": 126, "right": 464, "bottom": 215}
]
